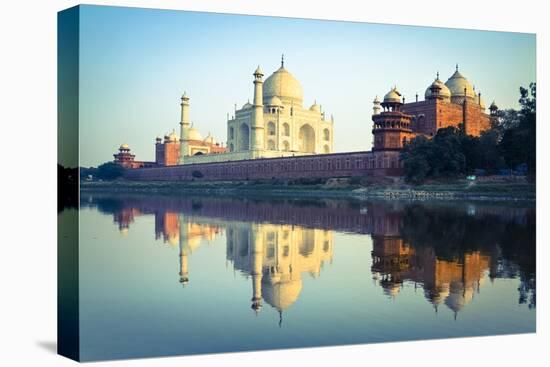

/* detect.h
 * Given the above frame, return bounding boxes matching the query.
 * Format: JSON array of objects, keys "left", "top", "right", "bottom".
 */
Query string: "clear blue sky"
[{"left": 77, "top": 5, "right": 536, "bottom": 167}]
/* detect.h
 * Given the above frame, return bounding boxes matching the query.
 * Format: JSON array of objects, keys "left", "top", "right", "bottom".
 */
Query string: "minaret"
[
  {"left": 179, "top": 92, "right": 190, "bottom": 162},
  {"left": 250, "top": 230, "right": 264, "bottom": 313},
  {"left": 251, "top": 66, "right": 265, "bottom": 151}
]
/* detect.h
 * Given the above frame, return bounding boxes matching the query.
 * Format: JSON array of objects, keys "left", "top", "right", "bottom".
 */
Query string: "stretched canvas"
[{"left": 58, "top": 4, "right": 536, "bottom": 362}]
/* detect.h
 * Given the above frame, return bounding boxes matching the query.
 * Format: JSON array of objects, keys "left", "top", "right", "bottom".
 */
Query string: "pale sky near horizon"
[{"left": 76, "top": 5, "right": 536, "bottom": 167}]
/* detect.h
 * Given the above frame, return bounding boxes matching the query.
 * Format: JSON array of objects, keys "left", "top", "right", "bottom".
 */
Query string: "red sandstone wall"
[
  {"left": 402, "top": 101, "right": 437, "bottom": 135},
  {"left": 164, "top": 142, "right": 180, "bottom": 166},
  {"left": 402, "top": 99, "right": 490, "bottom": 138},
  {"left": 124, "top": 151, "right": 403, "bottom": 181}
]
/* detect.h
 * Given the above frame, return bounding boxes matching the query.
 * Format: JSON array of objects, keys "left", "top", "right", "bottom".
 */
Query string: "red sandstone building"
[
  {"left": 113, "top": 144, "right": 155, "bottom": 169},
  {"left": 372, "top": 67, "right": 498, "bottom": 153}
]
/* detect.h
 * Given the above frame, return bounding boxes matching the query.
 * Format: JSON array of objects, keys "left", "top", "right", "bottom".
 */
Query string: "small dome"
[
  {"left": 242, "top": 100, "right": 252, "bottom": 109},
  {"left": 490, "top": 100, "right": 498, "bottom": 110},
  {"left": 267, "top": 96, "right": 283, "bottom": 106},
  {"left": 425, "top": 75, "right": 451, "bottom": 100},
  {"left": 254, "top": 65, "right": 263, "bottom": 76},
  {"left": 445, "top": 67, "right": 476, "bottom": 100},
  {"left": 309, "top": 101, "right": 321, "bottom": 112},
  {"left": 373, "top": 95, "right": 381, "bottom": 103},
  {"left": 120, "top": 143, "right": 129, "bottom": 150},
  {"left": 188, "top": 127, "right": 203, "bottom": 141},
  {"left": 263, "top": 65, "right": 303, "bottom": 106},
  {"left": 478, "top": 95, "right": 486, "bottom": 110},
  {"left": 204, "top": 133, "right": 215, "bottom": 145},
  {"left": 168, "top": 131, "right": 179, "bottom": 142},
  {"left": 383, "top": 87, "right": 402, "bottom": 103}
]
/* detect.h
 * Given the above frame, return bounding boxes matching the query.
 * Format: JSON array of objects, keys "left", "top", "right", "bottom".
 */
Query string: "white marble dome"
[
  {"left": 425, "top": 77, "right": 451, "bottom": 100},
  {"left": 263, "top": 66, "right": 303, "bottom": 106},
  {"left": 383, "top": 87, "right": 402, "bottom": 104},
  {"left": 445, "top": 68, "right": 476, "bottom": 100}
]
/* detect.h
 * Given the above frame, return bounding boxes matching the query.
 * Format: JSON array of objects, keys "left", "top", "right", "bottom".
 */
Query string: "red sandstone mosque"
[{"left": 115, "top": 61, "right": 499, "bottom": 179}]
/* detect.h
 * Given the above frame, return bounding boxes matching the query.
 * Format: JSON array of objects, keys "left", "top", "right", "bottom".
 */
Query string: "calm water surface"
[{"left": 72, "top": 194, "right": 535, "bottom": 361}]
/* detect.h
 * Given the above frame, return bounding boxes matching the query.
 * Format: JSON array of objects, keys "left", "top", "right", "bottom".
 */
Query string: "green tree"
[
  {"left": 96, "top": 162, "right": 125, "bottom": 180},
  {"left": 500, "top": 83, "right": 536, "bottom": 174}
]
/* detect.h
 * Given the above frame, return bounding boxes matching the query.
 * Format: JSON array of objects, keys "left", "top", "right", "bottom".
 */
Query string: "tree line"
[{"left": 400, "top": 83, "right": 536, "bottom": 184}]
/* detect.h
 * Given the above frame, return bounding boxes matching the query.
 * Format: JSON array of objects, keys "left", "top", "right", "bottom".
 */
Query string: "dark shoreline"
[{"left": 80, "top": 179, "right": 536, "bottom": 203}]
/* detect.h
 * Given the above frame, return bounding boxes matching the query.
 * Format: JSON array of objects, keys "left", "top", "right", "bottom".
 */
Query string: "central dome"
[
  {"left": 263, "top": 66, "right": 303, "bottom": 106},
  {"left": 445, "top": 68, "right": 476, "bottom": 100}
]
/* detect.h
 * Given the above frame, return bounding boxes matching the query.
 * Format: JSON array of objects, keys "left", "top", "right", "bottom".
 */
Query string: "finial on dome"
[
  {"left": 456, "top": 63, "right": 459, "bottom": 71},
  {"left": 281, "top": 54, "right": 284, "bottom": 68},
  {"left": 436, "top": 71, "right": 440, "bottom": 79}
]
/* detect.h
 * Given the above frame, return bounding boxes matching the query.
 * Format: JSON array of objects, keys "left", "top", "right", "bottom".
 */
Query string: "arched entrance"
[
  {"left": 238, "top": 123, "right": 250, "bottom": 151},
  {"left": 298, "top": 124, "right": 315, "bottom": 153}
]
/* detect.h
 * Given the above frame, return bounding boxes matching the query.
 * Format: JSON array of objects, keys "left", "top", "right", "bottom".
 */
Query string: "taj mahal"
[{"left": 116, "top": 56, "right": 498, "bottom": 180}]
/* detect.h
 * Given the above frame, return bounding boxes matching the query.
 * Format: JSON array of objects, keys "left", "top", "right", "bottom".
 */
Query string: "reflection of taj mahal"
[
  {"left": 102, "top": 196, "right": 516, "bottom": 322},
  {"left": 225, "top": 223, "right": 333, "bottom": 318}
]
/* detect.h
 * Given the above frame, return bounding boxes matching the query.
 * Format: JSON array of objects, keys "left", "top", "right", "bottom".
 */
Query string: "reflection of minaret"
[
  {"left": 179, "top": 217, "right": 190, "bottom": 286},
  {"left": 179, "top": 242, "right": 189, "bottom": 286},
  {"left": 250, "top": 228, "right": 263, "bottom": 313},
  {"left": 175, "top": 216, "right": 223, "bottom": 287}
]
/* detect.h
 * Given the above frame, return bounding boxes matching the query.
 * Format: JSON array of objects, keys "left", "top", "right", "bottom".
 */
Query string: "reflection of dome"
[
  {"left": 444, "top": 282, "right": 470, "bottom": 314},
  {"left": 188, "top": 127, "right": 203, "bottom": 141},
  {"left": 383, "top": 283, "right": 401, "bottom": 298},
  {"left": 424, "top": 284, "right": 450, "bottom": 306},
  {"left": 263, "top": 66, "right": 303, "bottom": 106},
  {"left": 383, "top": 87, "right": 402, "bottom": 104},
  {"left": 425, "top": 76, "right": 451, "bottom": 100},
  {"left": 445, "top": 67, "right": 476, "bottom": 100},
  {"left": 167, "top": 234, "right": 179, "bottom": 246},
  {"left": 262, "top": 278, "right": 302, "bottom": 310}
]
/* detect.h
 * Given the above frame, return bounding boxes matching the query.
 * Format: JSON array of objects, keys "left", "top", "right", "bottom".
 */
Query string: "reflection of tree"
[
  {"left": 400, "top": 204, "right": 535, "bottom": 308},
  {"left": 58, "top": 164, "right": 78, "bottom": 212}
]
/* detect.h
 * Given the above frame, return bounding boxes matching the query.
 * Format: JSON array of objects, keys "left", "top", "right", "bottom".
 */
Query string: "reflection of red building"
[
  {"left": 371, "top": 235, "right": 491, "bottom": 316},
  {"left": 113, "top": 144, "right": 155, "bottom": 169},
  {"left": 113, "top": 207, "right": 142, "bottom": 233},
  {"left": 154, "top": 211, "right": 180, "bottom": 245}
]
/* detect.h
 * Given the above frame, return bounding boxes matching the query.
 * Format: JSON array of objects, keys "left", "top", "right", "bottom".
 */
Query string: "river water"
[{"left": 68, "top": 194, "right": 535, "bottom": 361}]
